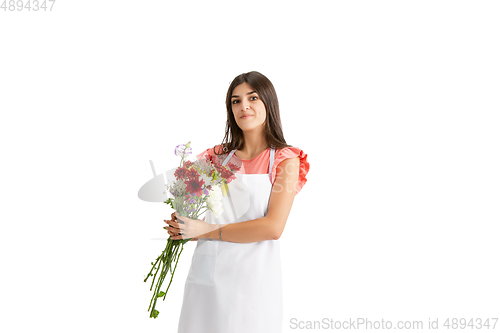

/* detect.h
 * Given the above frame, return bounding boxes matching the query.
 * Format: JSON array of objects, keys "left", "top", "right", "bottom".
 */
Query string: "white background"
[{"left": 1, "top": 1, "right": 499, "bottom": 332}]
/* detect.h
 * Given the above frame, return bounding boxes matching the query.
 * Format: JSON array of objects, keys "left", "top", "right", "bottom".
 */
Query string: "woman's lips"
[{"left": 241, "top": 115, "right": 252, "bottom": 119}]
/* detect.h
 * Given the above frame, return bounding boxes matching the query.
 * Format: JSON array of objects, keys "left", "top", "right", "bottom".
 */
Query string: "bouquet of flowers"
[{"left": 144, "top": 141, "right": 240, "bottom": 318}]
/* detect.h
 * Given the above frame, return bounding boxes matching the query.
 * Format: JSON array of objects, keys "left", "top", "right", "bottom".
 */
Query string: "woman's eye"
[
  {"left": 250, "top": 96, "right": 258, "bottom": 101},
  {"left": 232, "top": 100, "right": 239, "bottom": 104}
]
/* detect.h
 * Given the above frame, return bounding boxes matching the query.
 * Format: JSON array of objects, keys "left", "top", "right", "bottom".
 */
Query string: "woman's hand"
[
  {"left": 164, "top": 212, "right": 210, "bottom": 241},
  {"left": 164, "top": 212, "right": 198, "bottom": 241}
]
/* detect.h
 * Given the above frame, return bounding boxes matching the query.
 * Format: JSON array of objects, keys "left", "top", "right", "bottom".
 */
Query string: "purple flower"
[{"left": 174, "top": 141, "right": 192, "bottom": 157}]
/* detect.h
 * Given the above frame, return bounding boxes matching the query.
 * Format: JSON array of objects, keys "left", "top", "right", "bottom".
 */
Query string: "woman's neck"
[{"left": 238, "top": 129, "right": 268, "bottom": 159}]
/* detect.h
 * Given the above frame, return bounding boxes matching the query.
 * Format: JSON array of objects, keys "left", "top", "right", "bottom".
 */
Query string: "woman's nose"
[{"left": 241, "top": 101, "right": 250, "bottom": 111}]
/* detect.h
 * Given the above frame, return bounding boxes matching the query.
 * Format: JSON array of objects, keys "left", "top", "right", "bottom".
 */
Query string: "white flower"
[
  {"left": 200, "top": 173, "right": 214, "bottom": 187},
  {"left": 195, "top": 158, "right": 212, "bottom": 176},
  {"left": 207, "top": 185, "right": 224, "bottom": 218},
  {"left": 211, "top": 204, "right": 223, "bottom": 218}
]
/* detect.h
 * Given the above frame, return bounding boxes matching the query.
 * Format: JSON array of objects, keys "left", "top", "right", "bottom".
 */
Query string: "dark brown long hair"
[{"left": 214, "top": 71, "right": 292, "bottom": 155}]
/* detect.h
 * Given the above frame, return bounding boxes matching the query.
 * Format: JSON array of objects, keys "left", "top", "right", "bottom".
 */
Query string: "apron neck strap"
[
  {"left": 268, "top": 146, "right": 275, "bottom": 176},
  {"left": 222, "top": 149, "right": 236, "bottom": 166}
]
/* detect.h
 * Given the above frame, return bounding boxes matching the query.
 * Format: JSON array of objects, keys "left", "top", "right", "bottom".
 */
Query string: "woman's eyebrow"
[{"left": 231, "top": 90, "right": 257, "bottom": 98}]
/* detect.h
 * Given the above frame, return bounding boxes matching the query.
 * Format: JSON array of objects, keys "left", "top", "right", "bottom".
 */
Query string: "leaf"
[
  {"left": 157, "top": 291, "right": 165, "bottom": 298},
  {"left": 164, "top": 198, "right": 174, "bottom": 210}
]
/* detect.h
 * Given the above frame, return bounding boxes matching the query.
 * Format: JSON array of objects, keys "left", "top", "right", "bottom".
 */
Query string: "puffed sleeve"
[
  {"left": 196, "top": 145, "right": 221, "bottom": 161},
  {"left": 271, "top": 146, "right": 310, "bottom": 195},
  {"left": 196, "top": 148, "right": 210, "bottom": 161}
]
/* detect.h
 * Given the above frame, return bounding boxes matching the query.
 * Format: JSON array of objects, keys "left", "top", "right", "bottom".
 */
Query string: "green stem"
[
  {"left": 148, "top": 256, "right": 163, "bottom": 312},
  {"left": 150, "top": 240, "right": 172, "bottom": 291},
  {"left": 149, "top": 259, "right": 161, "bottom": 292},
  {"left": 148, "top": 239, "right": 174, "bottom": 312},
  {"left": 197, "top": 208, "right": 208, "bottom": 217},
  {"left": 170, "top": 244, "right": 179, "bottom": 274},
  {"left": 164, "top": 243, "right": 184, "bottom": 300},
  {"left": 146, "top": 196, "right": 194, "bottom": 317},
  {"left": 144, "top": 252, "right": 162, "bottom": 283},
  {"left": 148, "top": 253, "right": 162, "bottom": 291},
  {"left": 149, "top": 247, "right": 170, "bottom": 314}
]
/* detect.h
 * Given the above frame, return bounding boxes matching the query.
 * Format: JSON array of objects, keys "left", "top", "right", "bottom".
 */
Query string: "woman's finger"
[
  {"left": 165, "top": 219, "right": 180, "bottom": 228},
  {"left": 166, "top": 225, "right": 181, "bottom": 233},
  {"left": 170, "top": 234, "right": 182, "bottom": 240},
  {"left": 166, "top": 226, "right": 179, "bottom": 235},
  {"left": 167, "top": 220, "right": 177, "bottom": 227}
]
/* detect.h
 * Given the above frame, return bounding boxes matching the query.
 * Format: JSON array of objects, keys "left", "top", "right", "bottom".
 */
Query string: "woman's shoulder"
[
  {"left": 274, "top": 146, "right": 307, "bottom": 160},
  {"left": 196, "top": 144, "right": 226, "bottom": 160}
]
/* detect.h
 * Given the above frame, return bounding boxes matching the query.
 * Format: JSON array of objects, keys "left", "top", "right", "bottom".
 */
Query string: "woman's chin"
[{"left": 238, "top": 122, "right": 265, "bottom": 132}]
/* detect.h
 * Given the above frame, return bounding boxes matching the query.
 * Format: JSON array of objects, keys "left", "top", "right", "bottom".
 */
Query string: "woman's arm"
[{"left": 201, "top": 156, "right": 300, "bottom": 243}]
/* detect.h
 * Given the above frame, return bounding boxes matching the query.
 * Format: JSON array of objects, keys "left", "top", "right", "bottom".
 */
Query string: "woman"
[{"left": 165, "top": 71, "right": 310, "bottom": 333}]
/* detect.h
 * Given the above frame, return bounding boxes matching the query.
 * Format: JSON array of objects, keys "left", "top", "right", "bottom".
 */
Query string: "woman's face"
[{"left": 230, "top": 82, "right": 266, "bottom": 133}]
